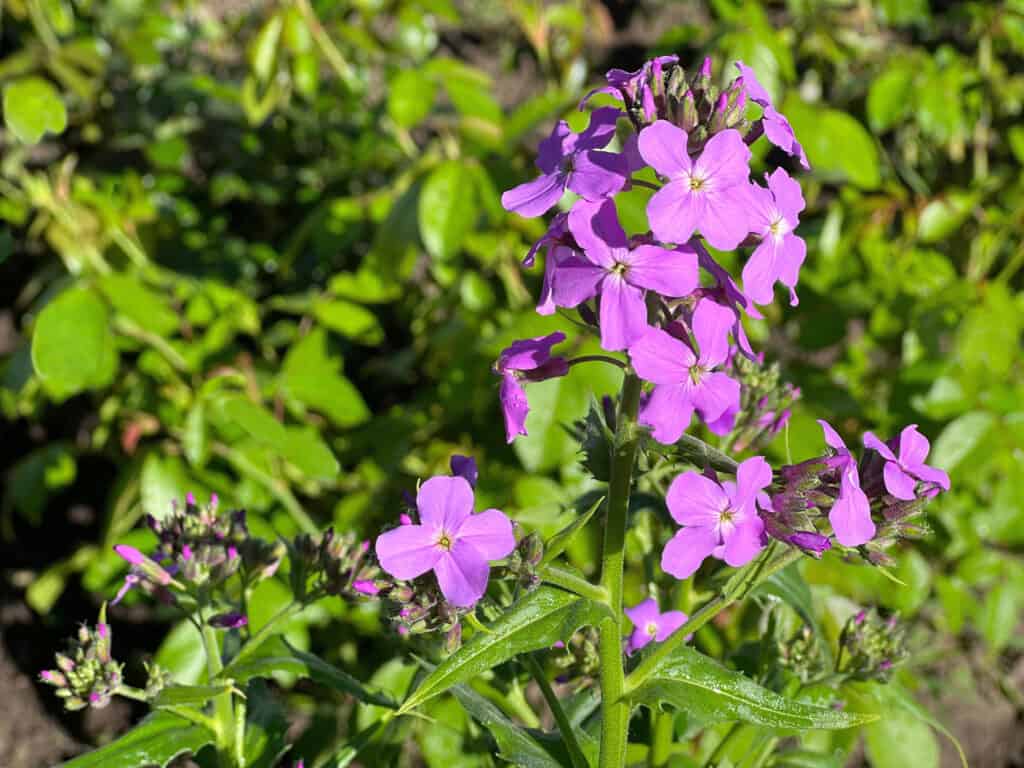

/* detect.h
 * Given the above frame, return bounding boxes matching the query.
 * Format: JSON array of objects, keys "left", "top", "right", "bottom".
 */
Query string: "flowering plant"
[{"left": 43, "top": 54, "right": 961, "bottom": 768}]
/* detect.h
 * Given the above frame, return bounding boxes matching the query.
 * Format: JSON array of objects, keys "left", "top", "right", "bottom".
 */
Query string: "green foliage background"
[{"left": 2, "top": 0, "right": 1023, "bottom": 765}]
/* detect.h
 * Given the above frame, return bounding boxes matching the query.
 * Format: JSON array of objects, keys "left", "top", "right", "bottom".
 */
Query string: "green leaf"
[
  {"left": 249, "top": 12, "right": 284, "bottom": 83},
  {"left": 867, "top": 63, "right": 915, "bottom": 132},
  {"left": 399, "top": 587, "right": 611, "bottom": 713},
  {"left": 182, "top": 403, "right": 210, "bottom": 467},
  {"left": 218, "top": 395, "right": 287, "bottom": 444},
  {"left": 155, "top": 620, "right": 207, "bottom": 685},
  {"left": 224, "top": 635, "right": 397, "bottom": 707},
  {"left": 771, "top": 749, "right": 843, "bottom": 768},
  {"left": 917, "top": 192, "right": 977, "bottom": 244},
  {"left": 279, "top": 425, "right": 339, "bottom": 480},
  {"left": 3, "top": 77, "right": 67, "bottom": 144},
  {"left": 388, "top": 69, "right": 437, "bottom": 129},
  {"left": 783, "top": 97, "right": 880, "bottom": 189},
  {"left": 153, "top": 683, "right": 233, "bottom": 708},
  {"left": 541, "top": 495, "right": 604, "bottom": 567},
  {"left": 6, "top": 442, "right": 77, "bottom": 524},
  {"left": 980, "top": 581, "right": 1019, "bottom": 652},
  {"left": 58, "top": 712, "right": 215, "bottom": 767},
  {"left": 314, "top": 298, "right": 385, "bottom": 344},
  {"left": 929, "top": 411, "right": 995, "bottom": 474},
  {"left": 98, "top": 273, "right": 180, "bottom": 337},
  {"left": 863, "top": 700, "right": 939, "bottom": 768},
  {"left": 627, "top": 646, "right": 876, "bottom": 730},
  {"left": 418, "top": 160, "right": 477, "bottom": 261},
  {"left": 754, "top": 564, "right": 833, "bottom": 667},
  {"left": 279, "top": 327, "right": 370, "bottom": 428},
  {"left": 31, "top": 288, "right": 118, "bottom": 397}
]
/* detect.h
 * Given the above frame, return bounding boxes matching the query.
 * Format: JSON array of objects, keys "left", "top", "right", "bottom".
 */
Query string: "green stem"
[
  {"left": 597, "top": 373, "right": 643, "bottom": 768},
  {"left": 649, "top": 709, "right": 675, "bottom": 767},
  {"left": 674, "top": 433, "right": 738, "bottom": 474},
  {"left": 223, "top": 600, "right": 303, "bottom": 672},
  {"left": 568, "top": 354, "right": 627, "bottom": 369},
  {"left": 540, "top": 564, "right": 609, "bottom": 604},
  {"left": 201, "top": 619, "right": 237, "bottom": 766},
  {"left": 163, "top": 705, "right": 221, "bottom": 733},
  {"left": 294, "top": 0, "right": 359, "bottom": 90},
  {"left": 703, "top": 722, "right": 740, "bottom": 767},
  {"left": 523, "top": 654, "right": 589, "bottom": 768}
]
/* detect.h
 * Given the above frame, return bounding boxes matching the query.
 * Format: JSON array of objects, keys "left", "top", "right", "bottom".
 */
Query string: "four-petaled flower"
[
  {"left": 734, "top": 61, "right": 810, "bottom": 169},
  {"left": 818, "top": 420, "right": 875, "bottom": 547},
  {"left": 629, "top": 299, "right": 741, "bottom": 444},
  {"left": 863, "top": 425, "right": 951, "bottom": 501},
  {"left": 624, "top": 598, "right": 688, "bottom": 655},
  {"left": 494, "top": 331, "right": 570, "bottom": 443},
  {"left": 375, "top": 476, "right": 515, "bottom": 607},
  {"left": 554, "top": 198, "right": 699, "bottom": 350},
  {"left": 501, "top": 107, "right": 628, "bottom": 218},
  {"left": 743, "top": 168, "right": 807, "bottom": 307},
  {"left": 638, "top": 121, "right": 752, "bottom": 250},
  {"left": 662, "top": 457, "right": 771, "bottom": 579}
]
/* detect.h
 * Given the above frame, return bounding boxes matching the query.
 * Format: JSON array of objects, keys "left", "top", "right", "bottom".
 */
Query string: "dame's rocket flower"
[
  {"left": 743, "top": 168, "right": 807, "bottom": 307},
  {"left": 629, "top": 299, "right": 741, "bottom": 444},
  {"left": 863, "top": 425, "right": 950, "bottom": 501},
  {"left": 501, "top": 107, "right": 629, "bottom": 218},
  {"left": 661, "top": 457, "right": 771, "bottom": 579},
  {"left": 624, "top": 598, "right": 688, "bottom": 655},
  {"left": 523, "top": 213, "right": 577, "bottom": 315},
  {"left": 819, "top": 420, "right": 875, "bottom": 546},
  {"left": 638, "top": 121, "right": 752, "bottom": 250},
  {"left": 494, "top": 332, "right": 570, "bottom": 443},
  {"left": 375, "top": 476, "right": 515, "bottom": 607},
  {"left": 553, "top": 198, "right": 699, "bottom": 351},
  {"left": 734, "top": 61, "right": 809, "bottom": 170}
]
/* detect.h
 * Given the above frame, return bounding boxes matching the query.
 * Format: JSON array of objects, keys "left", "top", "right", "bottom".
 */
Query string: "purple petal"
[
  {"left": 692, "top": 371, "right": 740, "bottom": 424},
  {"left": 537, "top": 244, "right": 571, "bottom": 315},
  {"left": 646, "top": 181, "right": 702, "bottom": 245},
  {"left": 700, "top": 191, "right": 752, "bottom": 251},
  {"left": 598, "top": 276, "right": 648, "bottom": 351},
  {"left": 817, "top": 419, "right": 850, "bottom": 454},
  {"left": 742, "top": 239, "right": 779, "bottom": 306},
  {"left": 551, "top": 257, "right": 606, "bottom": 308},
  {"left": 692, "top": 299, "right": 734, "bottom": 367},
  {"left": 883, "top": 462, "right": 918, "bottom": 501},
  {"left": 777, "top": 234, "right": 806, "bottom": 306},
  {"left": 569, "top": 150, "right": 629, "bottom": 201},
  {"left": 735, "top": 61, "right": 771, "bottom": 106},
  {"left": 434, "top": 542, "right": 490, "bottom": 607},
  {"left": 763, "top": 108, "right": 810, "bottom": 170},
  {"left": 654, "top": 610, "right": 688, "bottom": 642},
  {"left": 735, "top": 456, "right": 773, "bottom": 507},
  {"left": 705, "top": 402, "right": 738, "bottom": 436},
  {"left": 417, "top": 476, "right": 475, "bottom": 531},
  {"left": 766, "top": 168, "right": 805, "bottom": 221},
  {"left": 693, "top": 129, "right": 751, "bottom": 187},
  {"left": 830, "top": 481, "right": 875, "bottom": 547},
  {"left": 863, "top": 431, "right": 899, "bottom": 463},
  {"left": 497, "top": 332, "right": 566, "bottom": 373},
  {"left": 576, "top": 106, "right": 622, "bottom": 151},
  {"left": 114, "top": 545, "right": 146, "bottom": 567},
  {"left": 661, "top": 526, "right": 720, "bottom": 580},
  {"left": 375, "top": 525, "right": 442, "bottom": 580},
  {"left": 629, "top": 326, "right": 693, "bottom": 384},
  {"left": 537, "top": 122, "right": 573, "bottom": 173},
  {"left": 454, "top": 508, "right": 516, "bottom": 561},
  {"left": 500, "top": 374, "right": 529, "bottom": 443},
  {"left": 568, "top": 198, "right": 628, "bottom": 260},
  {"left": 722, "top": 516, "right": 765, "bottom": 567},
  {"left": 209, "top": 612, "right": 248, "bottom": 629},
  {"left": 666, "top": 471, "right": 729, "bottom": 526},
  {"left": 626, "top": 244, "right": 698, "bottom": 297},
  {"left": 637, "top": 120, "right": 692, "bottom": 178},
  {"left": 450, "top": 455, "right": 478, "bottom": 488},
  {"left": 627, "top": 627, "right": 654, "bottom": 654},
  {"left": 639, "top": 384, "right": 695, "bottom": 444},
  {"left": 624, "top": 597, "right": 660, "bottom": 628},
  {"left": 501, "top": 172, "right": 566, "bottom": 218},
  {"left": 897, "top": 424, "right": 929, "bottom": 468},
  {"left": 914, "top": 463, "right": 951, "bottom": 491}
]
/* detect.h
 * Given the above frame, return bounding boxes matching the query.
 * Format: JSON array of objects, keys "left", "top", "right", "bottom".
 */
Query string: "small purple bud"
[
  {"left": 399, "top": 513, "right": 413, "bottom": 526},
  {"left": 854, "top": 610, "right": 867, "bottom": 626},
  {"left": 186, "top": 492, "right": 196, "bottom": 505},
  {"left": 787, "top": 531, "right": 832, "bottom": 556},
  {"left": 113, "top": 544, "right": 146, "bottom": 567},
  {"left": 700, "top": 57, "right": 712, "bottom": 79},
  {"left": 450, "top": 455, "right": 479, "bottom": 488},
  {"left": 210, "top": 493, "right": 219, "bottom": 508},
  {"left": 227, "top": 546, "right": 239, "bottom": 560},
  {"left": 97, "top": 623, "right": 109, "bottom": 639},
  {"left": 209, "top": 612, "right": 248, "bottom": 629},
  {"left": 89, "top": 692, "right": 102, "bottom": 704},
  {"left": 879, "top": 659, "right": 893, "bottom": 671},
  {"left": 352, "top": 580, "right": 380, "bottom": 596}
]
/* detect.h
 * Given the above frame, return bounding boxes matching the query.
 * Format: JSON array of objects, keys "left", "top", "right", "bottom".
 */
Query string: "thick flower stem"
[
  {"left": 649, "top": 709, "right": 675, "bottom": 766},
  {"left": 598, "top": 372, "right": 643, "bottom": 768},
  {"left": 201, "top": 620, "right": 238, "bottom": 767},
  {"left": 523, "top": 654, "right": 589, "bottom": 768},
  {"left": 541, "top": 564, "right": 610, "bottom": 604}
]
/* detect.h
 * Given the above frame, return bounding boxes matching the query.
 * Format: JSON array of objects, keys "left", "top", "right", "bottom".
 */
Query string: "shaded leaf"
[{"left": 58, "top": 712, "right": 214, "bottom": 767}]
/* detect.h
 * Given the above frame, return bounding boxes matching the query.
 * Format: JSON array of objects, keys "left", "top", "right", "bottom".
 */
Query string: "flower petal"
[
  {"left": 598, "top": 276, "right": 648, "bottom": 351},
  {"left": 455, "top": 508, "right": 516, "bottom": 561},
  {"left": 647, "top": 181, "right": 703, "bottom": 245},
  {"left": 692, "top": 299, "right": 734, "bottom": 368},
  {"left": 735, "top": 61, "right": 771, "bottom": 106},
  {"left": 700, "top": 191, "right": 751, "bottom": 251},
  {"left": 742, "top": 238, "right": 779, "bottom": 306},
  {"left": 666, "top": 471, "right": 729, "bottom": 527},
  {"left": 501, "top": 172, "right": 566, "bottom": 218},
  {"left": 777, "top": 234, "right": 806, "bottom": 306},
  {"left": 500, "top": 374, "right": 529, "bottom": 443},
  {"left": 417, "top": 475, "right": 475, "bottom": 530},
  {"left": 897, "top": 424, "right": 929, "bottom": 468},
  {"left": 661, "top": 525, "right": 720, "bottom": 580},
  {"left": 624, "top": 598, "right": 660, "bottom": 628},
  {"left": 375, "top": 525, "right": 442, "bottom": 581},
  {"left": 568, "top": 198, "right": 627, "bottom": 260},
  {"left": 734, "top": 456, "right": 772, "bottom": 508},
  {"left": 434, "top": 542, "right": 490, "bottom": 607},
  {"left": 498, "top": 332, "right": 566, "bottom": 373},
  {"left": 629, "top": 326, "right": 694, "bottom": 384},
  {"left": 692, "top": 371, "right": 740, "bottom": 424},
  {"left": 766, "top": 167, "right": 805, "bottom": 222},
  {"left": 722, "top": 516, "right": 765, "bottom": 567},
  {"left": 637, "top": 119, "right": 692, "bottom": 178},
  {"left": 829, "top": 481, "right": 875, "bottom": 547},
  {"left": 883, "top": 461, "right": 918, "bottom": 501},
  {"left": 569, "top": 150, "right": 629, "bottom": 201},
  {"left": 551, "top": 257, "right": 606, "bottom": 308},
  {"left": 626, "top": 244, "right": 698, "bottom": 297},
  {"left": 640, "top": 384, "right": 695, "bottom": 445},
  {"left": 654, "top": 610, "right": 688, "bottom": 642},
  {"left": 863, "top": 431, "right": 898, "bottom": 463},
  {"left": 576, "top": 106, "right": 622, "bottom": 151},
  {"left": 694, "top": 129, "right": 751, "bottom": 187},
  {"left": 914, "top": 463, "right": 951, "bottom": 491},
  {"left": 817, "top": 419, "right": 849, "bottom": 454}
]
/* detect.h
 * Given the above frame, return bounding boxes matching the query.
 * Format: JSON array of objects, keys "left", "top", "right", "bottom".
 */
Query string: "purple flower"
[
  {"left": 352, "top": 579, "right": 380, "bottom": 596},
  {"left": 624, "top": 598, "right": 688, "bottom": 655},
  {"left": 696, "top": 245, "right": 759, "bottom": 357},
  {"left": 629, "top": 299, "right": 741, "bottom": 444},
  {"left": 786, "top": 530, "right": 832, "bottom": 556},
  {"left": 209, "top": 612, "right": 248, "bottom": 629},
  {"left": 523, "top": 214, "right": 577, "bottom": 316},
  {"left": 743, "top": 168, "right": 807, "bottom": 307},
  {"left": 501, "top": 107, "right": 628, "bottom": 218},
  {"left": 818, "top": 420, "right": 875, "bottom": 546},
  {"left": 450, "top": 455, "right": 478, "bottom": 488},
  {"left": 863, "top": 425, "right": 950, "bottom": 501},
  {"left": 581, "top": 56, "right": 679, "bottom": 123},
  {"left": 638, "top": 122, "right": 752, "bottom": 250},
  {"left": 734, "top": 61, "right": 809, "bottom": 170},
  {"left": 494, "top": 332, "right": 570, "bottom": 443},
  {"left": 375, "top": 476, "right": 515, "bottom": 607},
  {"left": 553, "top": 198, "right": 699, "bottom": 351},
  {"left": 661, "top": 457, "right": 771, "bottom": 579}
]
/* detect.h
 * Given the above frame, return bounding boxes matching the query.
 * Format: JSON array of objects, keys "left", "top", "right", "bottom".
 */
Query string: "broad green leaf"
[
  {"left": 278, "top": 425, "right": 339, "bottom": 480},
  {"left": 58, "top": 712, "right": 214, "bottom": 767},
  {"left": 280, "top": 328, "right": 370, "bottom": 428},
  {"left": 328, "top": 269, "right": 400, "bottom": 304},
  {"left": 141, "top": 454, "right": 197, "bottom": 522},
  {"left": 98, "top": 273, "right": 180, "bottom": 337},
  {"left": 882, "top": 685, "right": 967, "bottom": 768},
  {"left": 32, "top": 288, "right": 118, "bottom": 397},
  {"left": 223, "top": 635, "right": 396, "bottom": 708},
  {"left": 930, "top": 411, "right": 995, "bottom": 473},
  {"left": 399, "top": 587, "right": 611, "bottom": 713},
  {"left": 783, "top": 97, "right": 880, "bottom": 189},
  {"left": 541, "top": 495, "right": 604, "bottom": 567},
  {"left": 3, "top": 77, "right": 67, "bottom": 144},
  {"left": 863, "top": 702, "right": 939, "bottom": 768},
  {"left": 314, "top": 298, "right": 385, "bottom": 344},
  {"left": 771, "top": 749, "right": 843, "bottom": 768},
  {"left": 218, "top": 396, "right": 287, "bottom": 444},
  {"left": 418, "top": 160, "right": 477, "bottom": 261},
  {"left": 155, "top": 620, "right": 207, "bottom": 685},
  {"left": 980, "top": 581, "right": 1019, "bottom": 652},
  {"left": 388, "top": 69, "right": 437, "bottom": 128},
  {"left": 627, "top": 646, "right": 876, "bottom": 730},
  {"left": 917, "top": 192, "right": 977, "bottom": 244},
  {"left": 182, "top": 403, "right": 210, "bottom": 467},
  {"left": 153, "top": 683, "right": 233, "bottom": 708},
  {"left": 6, "top": 442, "right": 76, "bottom": 524},
  {"left": 867, "top": 63, "right": 915, "bottom": 132}
]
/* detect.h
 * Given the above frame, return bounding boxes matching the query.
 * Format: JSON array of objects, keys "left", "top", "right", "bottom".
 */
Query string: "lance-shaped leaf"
[
  {"left": 58, "top": 712, "right": 215, "bottom": 767},
  {"left": 152, "top": 682, "right": 235, "bottom": 708},
  {"left": 626, "top": 646, "right": 877, "bottom": 730},
  {"left": 399, "top": 586, "right": 611, "bottom": 714},
  {"left": 541, "top": 495, "right": 604, "bottom": 566},
  {"left": 222, "top": 635, "right": 396, "bottom": 708}
]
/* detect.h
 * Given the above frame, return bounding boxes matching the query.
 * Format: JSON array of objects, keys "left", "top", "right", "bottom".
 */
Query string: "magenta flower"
[
  {"left": 734, "top": 61, "right": 809, "bottom": 169},
  {"left": 494, "top": 331, "right": 570, "bottom": 443},
  {"left": 662, "top": 457, "right": 771, "bottom": 579},
  {"left": 638, "top": 121, "right": 752, "bottom": 250},
  {"left": 625, "top": 598, "right": 688, "bottom": 655},
  {"left": 863, "top": 425, "right": 951, "bottom": 501},
  {"left": 580, "top": 55, "right": 679, "bottom": 123},
  {"left": 629, "top": 299, "right": 741, "bottom": 444},
  {"left": 696, "top": 245, "right": 759, "bottom": 358},
  {"left": 375, "top": 476, "right": 515, "bottom": 607},
  {"left": 523, "top": 213, "right": 576, "bottom": 315},
  {"left": 743, "top": 168, "right": 807, "bottom": 307},
  {"left": 501, "top": 107, "right": 628, "bottom": 218},
  {"left": 553, "top": 198, "right": 699, "bottom": 351},
  {"left": 818, "top": 420, "right": 875, "bottom": 546},
  {"left": 450, "top": 455, "right": 478, "bottom": 488},
  {"left": 208, "top": 612, "right": 247, "bottom": 629}
]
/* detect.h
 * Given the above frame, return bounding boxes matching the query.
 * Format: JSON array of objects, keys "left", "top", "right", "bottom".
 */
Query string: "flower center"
[
  {"left": 610, "top": 261, "right": 629, "bottom": 277},
  {"left": 689, "top": 366, "right": 704, "bottom": 385},
  {"left": 688, "top": 173, "right": 706, "bottom": 191},
  {"left": 768, "top": 216, "right": 787, "bottom": 239},
  {"left": 436, "top": 532, "right": 454, "bottom": 551},
  {"left": 646, "top": 622, "right": 659, "bottom": 638}
]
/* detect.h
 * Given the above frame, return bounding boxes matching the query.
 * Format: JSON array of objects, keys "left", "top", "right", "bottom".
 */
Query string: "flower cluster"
[
  {"left": 40, "top": 606, "right": 123, "bottom": 711},
  {"left": 289, "top": 528, "right": 382, "bottom": 603},
  {"left": 836, "top": 608, "right": 909, "bottom": 682}
]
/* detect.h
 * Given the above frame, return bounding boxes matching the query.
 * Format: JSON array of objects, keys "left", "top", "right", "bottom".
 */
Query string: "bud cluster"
[
  {"left": 552, "top": 628, "right": 601, "bottom": 689},
  {"left": 711, "top": 350, "right": 800, "bottom": 453},
  {"left": 662, "top": 57, "right": 749, "bottom": 151},
  {"left": 40, "top": 608, "right": 123, "bottom": 711},
  {"left": 493, "top": 532, "right": 544, "bottom": 591},
  {"left": 289, "top": 527, "right": 381, "bottom": 602},
  {"left": 836, "top": 608, "right": 908, "bottom": 682},
  {"left": 379, "top": 576, "right": 465, "bottom": 653}
]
